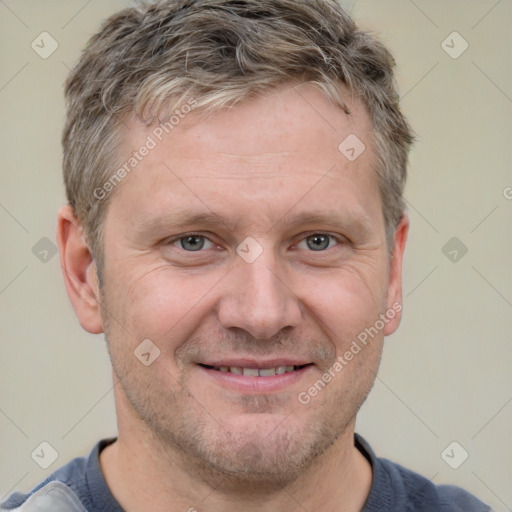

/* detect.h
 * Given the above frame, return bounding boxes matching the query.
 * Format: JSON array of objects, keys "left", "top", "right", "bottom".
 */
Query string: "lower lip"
[{"left": 197, "top": 365, "right": 313, "bottom": 393}]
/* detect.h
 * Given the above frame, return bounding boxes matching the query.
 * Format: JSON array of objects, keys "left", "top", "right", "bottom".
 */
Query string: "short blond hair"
[{"left": 62, "top": 0, "right": 415, "bottom": 272}]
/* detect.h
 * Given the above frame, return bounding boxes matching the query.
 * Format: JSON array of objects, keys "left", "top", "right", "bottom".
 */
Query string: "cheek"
[
  {"left": 103, "top": 252, "right": 389, "bottom": 356},
  {"left": 106, "top": 265, "right": 224, "bottom": 345},
  {"left": 301, "top": 263, "right": 388, "bottom": 346}
]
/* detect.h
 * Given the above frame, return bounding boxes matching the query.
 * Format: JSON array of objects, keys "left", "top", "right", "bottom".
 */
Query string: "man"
[{"left": 1, "top": 0, "right": 491, "bottom": 510}]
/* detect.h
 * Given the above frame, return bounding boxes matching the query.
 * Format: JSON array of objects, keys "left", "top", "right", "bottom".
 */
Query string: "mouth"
[
  {"left": 196, "top": 361, "right": 314, "bottom": 393},
  {"left": 198, "top": 363, "right": 311, "bottom": 376}
]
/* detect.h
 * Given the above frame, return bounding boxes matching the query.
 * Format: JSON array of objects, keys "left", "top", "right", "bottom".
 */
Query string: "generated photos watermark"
[
  {"left": 93, "top": 97, "right": 198, "bottom": 201},
  {"left": 298, "top": 301, "right": 402, "bottom": 405}
]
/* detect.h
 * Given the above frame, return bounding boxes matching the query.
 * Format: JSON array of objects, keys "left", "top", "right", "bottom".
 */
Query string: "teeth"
[
  {"left": 210, "top": 365, "right": 303, "bottom": 376},
  {"left": 243, "top": 368, "right": 259, "bottom": 376}
]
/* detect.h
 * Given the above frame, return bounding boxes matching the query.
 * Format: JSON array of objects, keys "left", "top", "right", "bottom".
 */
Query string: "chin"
[{"left": 158, "top": 410, "right": 344, "bottom": 492}]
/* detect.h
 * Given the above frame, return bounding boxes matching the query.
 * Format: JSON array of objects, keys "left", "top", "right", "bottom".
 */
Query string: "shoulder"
[
  {"left": 379, "top": 457, "right": 492, "bottom": 511},
  {"left": 356, "top": 434, "right": 493, "bottom": 512},
  {"left": 0, "top": 455, "right": 87, "bottom": 511},
  {"left": 0, "top": 440, "right": 112, "bottom": 512},
  {"left": 0, "top": 481, "right": 87, "bottom": 512}
]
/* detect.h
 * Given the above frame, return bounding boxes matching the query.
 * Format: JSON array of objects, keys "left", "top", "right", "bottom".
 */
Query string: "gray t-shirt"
[{"left": 0, "top": 434, "right": 492, "bottom": 511}]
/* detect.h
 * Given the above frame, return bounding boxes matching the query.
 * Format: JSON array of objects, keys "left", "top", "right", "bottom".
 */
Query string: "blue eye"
[
  {"left": 298, "top": 234, "right": 339, "bottom": 251},
  {"left": 174, "top": 235, "right": 214, "bottom": 251},
  {"left": 169, "top": 233, "right": 340, "bottom": 253}
]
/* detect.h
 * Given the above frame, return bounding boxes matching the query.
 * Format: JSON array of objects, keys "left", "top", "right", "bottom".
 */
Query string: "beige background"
[{"left": 1, "top": 0, "right": 511, "bottom": 510}]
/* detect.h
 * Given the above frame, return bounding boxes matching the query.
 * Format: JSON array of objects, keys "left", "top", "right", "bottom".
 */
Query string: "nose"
[{"left": 217, "top": 249, "right": 303, "bottom": 340}]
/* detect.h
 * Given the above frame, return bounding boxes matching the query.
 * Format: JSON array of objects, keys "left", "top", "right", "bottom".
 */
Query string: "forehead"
[{"left": 108, "top": 83, "right": 382, "bottom": 234}]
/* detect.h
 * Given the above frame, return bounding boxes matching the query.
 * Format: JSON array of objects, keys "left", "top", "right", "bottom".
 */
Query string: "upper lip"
[{"left": 198, "top": 359, "right": 312, "bottom": 369}]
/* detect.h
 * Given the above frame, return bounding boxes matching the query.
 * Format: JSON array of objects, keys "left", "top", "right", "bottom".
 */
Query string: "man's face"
[{"left": 97, "top": 84, "right": 405, "bottom": 486}]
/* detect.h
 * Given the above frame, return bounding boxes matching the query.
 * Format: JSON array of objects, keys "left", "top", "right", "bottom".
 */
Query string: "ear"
[
  {"left": 57, "top": 205, "right": 103, "bottom": 334},
  {"left": 383, "top": 213, "right": 409, "bottom": 336}
]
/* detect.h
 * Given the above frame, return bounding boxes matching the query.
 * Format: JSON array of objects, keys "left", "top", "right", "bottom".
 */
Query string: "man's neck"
[{"left": 99, "top": 425, "right": 373, "bottom": 512}]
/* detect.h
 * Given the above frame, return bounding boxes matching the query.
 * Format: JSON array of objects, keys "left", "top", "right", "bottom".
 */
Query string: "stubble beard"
[
  {"left": 109, "top": 350, "right": 375, "bottom": 493},
  {"left": 100, "top": 289, "right": 380, "bottom": 493}
]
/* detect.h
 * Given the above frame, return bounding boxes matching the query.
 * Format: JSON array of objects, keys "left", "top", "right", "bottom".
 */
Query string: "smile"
[
  {"left": 199, "top": 364, "right": 310, "bottom": 376},
  {"left": 197, "top": 362, "right": 314, "bottom": 393}
]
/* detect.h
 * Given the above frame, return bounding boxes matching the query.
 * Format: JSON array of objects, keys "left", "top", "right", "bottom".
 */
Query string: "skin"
[{"left": 57, "top": 83, "right": 408, "bottom": 512}]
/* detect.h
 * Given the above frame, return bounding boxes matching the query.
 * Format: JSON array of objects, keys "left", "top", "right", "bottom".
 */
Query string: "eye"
[
  {"left": 172, "top": 234, "right": 215, "bottom": 251},
  {"left": 297, "top": 233, "right": 340, "bottom": 251}
]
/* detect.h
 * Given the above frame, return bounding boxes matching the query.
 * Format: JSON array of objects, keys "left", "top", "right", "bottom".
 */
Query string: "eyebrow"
[
  {"left": 133, "top": 208, "right": 375, "bottom": 239},
  {"left": 277, "top": 210, "right": 374, "bottom": 238},
  {"left": 134, "top": 211, "right": 237, "bottom": 236}
]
